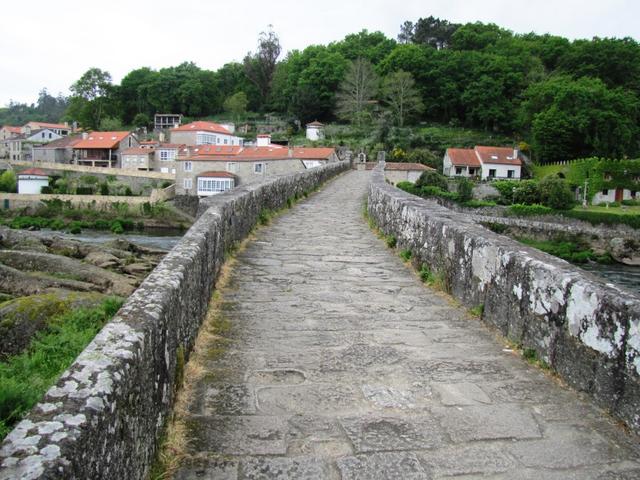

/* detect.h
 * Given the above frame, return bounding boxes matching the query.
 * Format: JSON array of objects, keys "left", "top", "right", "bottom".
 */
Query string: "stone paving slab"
[{"left": 174, "top": 171, "right": 640, "bottom": 479}]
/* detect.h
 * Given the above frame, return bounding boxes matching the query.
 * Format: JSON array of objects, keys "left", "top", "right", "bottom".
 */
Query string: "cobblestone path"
[{"left": 175, "top": 171, "right": 640, "bottom": 479}]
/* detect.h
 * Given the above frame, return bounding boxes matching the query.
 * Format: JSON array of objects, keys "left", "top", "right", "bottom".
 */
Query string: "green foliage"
[
  {"left": 385, "top": 235, "right": 397, "bottom": 248},
  {"left": 456, "top": 177, "right": 474, "bottom": 202},
  {"left": 508, "top": 203, "right": 554, "bottom": 216},
  {"left": 516, "top": 236, "right": 613, "bottom": 264},
  {"left": 396, "top": 181, "right": 419, "bottom": 195},
  {"left": 382, "top": 70, "right": 424, "bottom": 126},
  {"left": 560, "top": 210, "right": 640, "bottom": 229},
  {"left": 399, "top": 249, "right": 412, "bottom": 261},
  {"left": 0, "top": 298, "right": 123, "bottom": 440},
  {"left": 415, "top": 170, "right": 449, "bottom": 190},
  {"left": 132, "top": 112, "right": 151, "bottom": 128},
  {"left": 469, "top": 304, "right": 484, "bottom": 317},
  {"left": 0, "top": 171, "right": 17, "bottom": 193},
  {"left": 419, "top": 264, "right": 435, "bottom": 283},
  {"left": 223, "top": 91, "right": 248, "bottom": 121},
  {"left": 67, "top": 67, "right": 113, "bottom": 130},
  {"left": 463, "top": 199, "right": 497, "bottom": 208},
  {"left": 335, "top": 58, "right": 379, "bottom": 127},
  {"left": 538, "top": 176, "right": 574, "bottom": 210}
]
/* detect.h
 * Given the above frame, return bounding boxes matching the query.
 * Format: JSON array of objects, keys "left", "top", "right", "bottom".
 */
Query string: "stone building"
[
  {"left": 175, "top": 142, "right": 337, "bottom": 196},
  {"left": 32, "top": 135, "right": 83, "bottom": 163},
  {"left": 73, "top": 131, "right": 138, "bottom": 168},
  {"left": 170, "top": 121, "right": 243, "bottom": 147}
]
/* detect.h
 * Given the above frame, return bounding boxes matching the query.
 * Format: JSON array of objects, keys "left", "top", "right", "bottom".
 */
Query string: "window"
[
  {"left": 224, "top": 138, "right": 228, "bottom": 145},
  {"left": 602, "top": 189, "right": 609, "bottom": 196},
  {"left": 184, "top": 161, "right": 192, "bottom": 172},
  {"left": 160, "top": 150, "right": 176, "bottom": 161},
  {"left": 455, "top": 167, "right": 463, "bottom": 175},
  {"left": 489, "top": 169, "right": 496, "bottom": 178},
  {"left": 128, "top": 136, "right": 132, "bottom": 147},
  {"left": 197, "top": 177, "right": 234, "bottom": 194},
  {"left": 254, "top": 162, "right": 265, "bottom": 174},
  {"left": 227, "top": 162, "right": 238, "bottom": 173},
  {"left": 507, "top": 170, "right": 515, "bottom": 178},
  {"left": 48, "top": 133, "right": 52, "bottom": 139},
  {"left": 183, "top": 178, "right": 192, "bottom": 189},
  {"left": 196, "top": 133, "right": 216, "bottom": 145}
]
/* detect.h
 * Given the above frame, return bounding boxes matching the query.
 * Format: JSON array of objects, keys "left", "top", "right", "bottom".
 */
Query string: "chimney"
[
  {"left": 513, "top": 147, "right": 519, "bottom": 159},
  {"left": 288, "top": 146, "right": 293, "bottom": 158},
  {"left": 159, "top": 132, "right": 166, "bottom": 142},
  {"left": 82, "top": 132, "right": 89, "bottom": 140}
]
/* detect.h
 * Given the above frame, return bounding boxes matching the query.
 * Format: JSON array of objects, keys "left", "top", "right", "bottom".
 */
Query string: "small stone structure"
[
  {"left": 367, "top": 162, "right": 640, "bottom": 435},
  {"left": 0, "top": 161, "right": 350, "bottom": 479}
]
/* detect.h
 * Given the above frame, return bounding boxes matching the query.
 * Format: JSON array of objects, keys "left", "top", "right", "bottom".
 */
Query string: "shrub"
[
  {"left": 0, "top": 170, "right": 17, "bottom": 193},
  {"left": 492, "top": 180, "right": 520, "bottom": 203},
  {"left": 399, "top": 249, "right": 412, "bottom": 261},
  {"left": 457, "top": 177, "right": 474, "bottom": 203},
  {"left": 463, "top": 199, "right": 497, "bottom": 208},
  {"left": 68, "top": 221, "right": 82, "bottom": 234},
  {"left": 40, "top": 186, "right": 53, "bottom": 194},
  {"left": 110, "top": 221, "right": 124, "bottom": 234},
  {"left": 396, "top": 181, "right": 419, "bottom": 195},
  {"left": 75, "top": 187, "right": 94, "bottom": 195},
  {"left": 561, "top": 210, "right": 640, "bottom": 229},
  {"left": 508, "top": 203, "right": 554, "bottom": 216},
  {"left": 513, "top": 180, "right": 541, "bottom": 205},
  {"left": 622, "top": 199, "right": 640, "bottom": 206},
  {"left": 385, "top": 235, "right": 397, "bottom": 248},
  {"left": 539, "top": 176, "right": 574, "bottom": 210},
  {"left": 99, "top": 183, "right": 110, "bottom": 196},
  {"left": 415, "top": 170, "right": 449, "bottom": 191}
]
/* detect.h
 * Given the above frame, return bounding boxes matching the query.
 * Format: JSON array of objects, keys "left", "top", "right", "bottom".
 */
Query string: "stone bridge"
[{"left": 1, "top": 163, "right": 639, "bottom": 479}]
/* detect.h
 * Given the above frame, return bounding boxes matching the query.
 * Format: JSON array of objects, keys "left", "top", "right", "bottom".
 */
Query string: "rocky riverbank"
[{"left": 0, "top": 226, "right": 167, "bottom": 358}]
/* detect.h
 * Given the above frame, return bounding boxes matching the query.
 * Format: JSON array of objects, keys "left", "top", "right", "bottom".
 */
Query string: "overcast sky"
[{"left": 1, "top": 0, "right": 638, "bottom": 107}]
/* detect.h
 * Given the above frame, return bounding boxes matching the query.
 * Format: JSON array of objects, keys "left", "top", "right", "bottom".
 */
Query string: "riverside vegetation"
[{"left": 0, "top": 226, "right": 172, "bottom": 441}]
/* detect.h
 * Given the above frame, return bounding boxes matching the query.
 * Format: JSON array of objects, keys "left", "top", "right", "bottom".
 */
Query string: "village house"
[
  {"left": 443, "top": 146, "right": 522, "bottom": 180},
  {"left": 170, "top": 121, "right": 243, "bottom": 147},
  {"left": 6, "top": 129, "right": 64, "bottom": 161},
  {"left": 175, "top": 139, "right": 337, "bottom": 196},
  {"left": 154, "top": 114, "right": 183, "bottom": 131},
  {"left": 0, "top": 126, "right": 22, "bottom": 158},
  {"left": 120, "top": 142, "right": 184, "bottom": 173},
  {"left": 73, "top": 131, "right": 138, "bottom": 168},
  {"left": 306, "top": 121, "right": 325, "bottom": 141},
  {"left": 32, "top": 135, "right": 82, "bottom": 163},
  {"left": 21, "top": 122, "right": 71, "bottom": 136},
  {"left": 362, "top": 162, "right": 432, "bottom": 184},
  {"left": 17, "top": 168, "right": 49, "bottom": 194}
]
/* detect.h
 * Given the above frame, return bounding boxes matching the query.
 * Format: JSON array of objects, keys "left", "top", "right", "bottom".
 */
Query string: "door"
[{"left": 615, "top": 188, "right": 623, "bottom": 202}]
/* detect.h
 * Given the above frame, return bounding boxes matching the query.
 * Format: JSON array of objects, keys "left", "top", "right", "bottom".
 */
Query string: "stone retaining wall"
[
  {"left": 0, "top": 191, "right": 171, "bottom": 210},
  {"left": 0, "top": 161, "right": 350, "bottom": 479},
  {"left": 368, "top": 162, "right": 640, "bottom": 435}
]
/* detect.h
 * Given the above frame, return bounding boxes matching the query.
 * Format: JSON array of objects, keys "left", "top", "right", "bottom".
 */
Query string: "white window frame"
[
  {"left": 226, "top": 162, "right": 238, "bottom": 173},
  {"left": 183, "top": 178, "right": 192, "bottom": 189},
  {"left": 159, "top": 149, "right": 175, "bottom": 161},
  {"left": 197, "top": 177, "right": 234, "bottom": 194},
  {"left": 254, "top": 162, "right": 265, "bottom": 174},
  {"left": 184, "top": 161, "right": 192, "bottom": 172}
]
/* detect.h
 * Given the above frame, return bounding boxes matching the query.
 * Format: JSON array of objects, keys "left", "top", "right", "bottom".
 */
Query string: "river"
[{"left": 579, "top": 262, "right": 640, "bottom": 296}]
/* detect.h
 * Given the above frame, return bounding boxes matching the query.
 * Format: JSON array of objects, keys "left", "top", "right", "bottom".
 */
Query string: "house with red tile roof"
[
  {"left": 22, "top": 122, "right": 71, "bottom": 136},
  {"left": 175, "top": 140, "right": 337, "bottom": 196},
  {"left": 17, "top": 168, "right": 49, "bottom": 194},
  {"left": 73, "top": 131, "right": 138, "bottom": 167},
  {"left": 444, "top": 146, "right": 522, "bottom": 180},
  {"left": 1, "top": 126, "right": 22, "bottom": 158},
  {"left": 170, "top": 121, "right": 243, "bottom": 147}
]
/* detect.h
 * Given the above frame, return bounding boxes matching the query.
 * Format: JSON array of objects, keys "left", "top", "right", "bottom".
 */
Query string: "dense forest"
[{"left": 2, "top": 17, "right": 639, "bottom": 163}]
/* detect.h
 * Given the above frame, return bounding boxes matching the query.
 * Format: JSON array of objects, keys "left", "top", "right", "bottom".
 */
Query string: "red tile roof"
[
  {"left": 74, "top": 131, "right": 132, "bottom": 149},
  {"left": 198, "top": 171, "right": 236, "bottom": 178},
  {"left": 2, "top": 126, "right": 22, "bottom": 134},
  {"left": 171, "top": 121, "right": 232, "bottom": 135},
  {"left": 24, "top": 122, "right": 69, "bottom": 130},
  {"left": 306, "top": 120, "right": 324, "bottom": 127},
  {"left": 18, "top": 168, "right": 48, "bottom": 176},
  {"left": 158, "top": 143, "right": 184, "bottom": 149},
  {"left": 446, "top": 148, "right": 481, "bottom": 167},
  {"left": 474, "top": 146, "right": 521, "bottom": 166},
  {"left": 177, "top": 145, "right": 335, "bottom": 162}
]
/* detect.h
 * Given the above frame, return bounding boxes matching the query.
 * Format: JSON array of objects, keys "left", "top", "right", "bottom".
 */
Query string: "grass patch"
[
  {"left": 515, "top": 236, "right": 613, "bottom": 264},
  {"left": 0, "top": 297, "right": 123, "bottom": 440},
  {"left": 384, "top": 235, "right": 397, "bottom": 248},
  {"left": 399, "top": 249, "right": 412, "bottom": 261},
  {"left": 469, "top": 304, "right": 484, "bottom": 317}
]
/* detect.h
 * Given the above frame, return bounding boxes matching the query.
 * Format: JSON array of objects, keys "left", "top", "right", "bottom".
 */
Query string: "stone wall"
[
  {"left": 0, "top": 161, "right": 350, "bottom": 479},
  {"left": 367, "top": 162, "right": 640, "bottom": 435},
  {"left": 0, "top": 191, "right": 172, "bottom": 210}
]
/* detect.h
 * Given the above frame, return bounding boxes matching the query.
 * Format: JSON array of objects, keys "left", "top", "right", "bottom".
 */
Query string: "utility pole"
[{"left": 582, "top": 179, "right": 588, "bottom": 208}]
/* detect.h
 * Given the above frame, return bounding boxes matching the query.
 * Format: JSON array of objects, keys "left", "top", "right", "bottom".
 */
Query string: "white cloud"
[{"left": 1, "top": 0, "right": 638, "bottom": 106}]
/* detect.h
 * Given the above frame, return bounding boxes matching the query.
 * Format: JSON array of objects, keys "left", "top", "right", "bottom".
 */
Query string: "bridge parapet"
[
  {"left": 368, "top": 162, "right": 640, "bottom": 435},
  {"left": 0, "top": 161, "right": 350, "bottom": 479}
]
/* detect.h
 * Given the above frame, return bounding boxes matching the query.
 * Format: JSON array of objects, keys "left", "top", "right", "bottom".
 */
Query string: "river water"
[{"left": 579, "top": 262, "right": 640, "bottom": 297}]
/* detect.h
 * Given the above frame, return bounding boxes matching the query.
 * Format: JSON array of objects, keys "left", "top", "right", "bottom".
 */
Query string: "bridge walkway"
[{"left": 174, "top": 170, "right": 640, "bottom": 479}]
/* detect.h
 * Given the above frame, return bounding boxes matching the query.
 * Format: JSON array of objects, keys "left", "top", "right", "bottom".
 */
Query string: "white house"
[
  {"left": 170, "top": 121, "right": 243, "bottom": 147},
  {"left": 306, "top": 121, "right": 324, "bottom": 141},
  {"left": 17, "top": 168, "right": 49, "bottom": 194},
  {"left": 444, "top": 146, "right": 522, "bottom": 180}
]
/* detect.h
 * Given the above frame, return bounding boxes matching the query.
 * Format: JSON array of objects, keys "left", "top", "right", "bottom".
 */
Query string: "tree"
[
  {"left": 382, "top": 70, "right": 423, "bottom": 126},
  {"left": 223, "top": 92, "right": 248, "bottom": 121},
  {"left": 244, "top": 26, "right": 281, "bottom": 108},
  {"left": 132, "top": 113, "right": 151, "bottom": 128},
  {"left": 410, "top": 16, "right": 460, "bottom": 49},
  {"left": 335, "top": 58, "right": 379, "bottom": 127},
  {"left": 68, "top": 68, "right": 113, "bottom": 129},
  {"left": 539, "top": 176, "right": 574, "bottom": 209},
  {"left": 330, "top": 30, "right": 396, "bottom": 64},
  {"left": 0, "top": 170, "right": 16, "bottom": 193}
]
